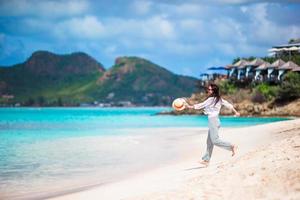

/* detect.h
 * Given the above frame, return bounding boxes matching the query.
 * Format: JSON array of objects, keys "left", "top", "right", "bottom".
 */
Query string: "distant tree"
[
  {"left": 254, "top": 83, "right": 278, "bottom": 101},
  {"left": 247, "top": 56, "right": 256, "bottom": 61},
  {"left": 232, "top": 57, "right": 240, "bottom": 64},
  {"left": 25, "top": 98, "right": 35, "bottom": 106},
  {"left": 288, "top": 38, "right": 300, "bottom": 44},
  {"left": 290, "top": 54, "right": 300, "bottom": 66},
  {"left": 57, "top": 97, "right": 63, "bottom": 106},
  {"left": 232, "top": 56, "right": 256, "bottom": 65},
  {"left": 261, "top": 56, "right": 277, "bottom": 64},
  {"left": 289, "top": 38, "right": 295, "bottom": 44},
  {"left": 37, "top": 96, "right": 45, "bottom": 106},
  {"left": 276, "top": 72, "right": 300, "bottom": 102},
  {"left": 219, "top": 80, "right": 237, "bottom": 95}
]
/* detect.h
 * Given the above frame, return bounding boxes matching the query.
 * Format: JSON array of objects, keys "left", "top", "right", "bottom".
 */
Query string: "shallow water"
[{"left": 0, "top": 107, "right": 290, "bottom": 199}]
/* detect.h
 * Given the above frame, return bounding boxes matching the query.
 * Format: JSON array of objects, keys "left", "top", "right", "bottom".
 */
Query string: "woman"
[{"left": 185, "top": 83, "right": 240, "bottom": 166}]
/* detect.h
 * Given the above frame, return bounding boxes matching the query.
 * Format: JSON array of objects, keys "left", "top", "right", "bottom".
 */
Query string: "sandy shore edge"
[{"left": 48, "top": 119, "right": 300, "bottom": 200}]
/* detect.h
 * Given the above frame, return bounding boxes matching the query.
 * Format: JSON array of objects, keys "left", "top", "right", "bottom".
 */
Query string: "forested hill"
[{"left": 0, "top": 51, "right": 198, "bottom": 106}]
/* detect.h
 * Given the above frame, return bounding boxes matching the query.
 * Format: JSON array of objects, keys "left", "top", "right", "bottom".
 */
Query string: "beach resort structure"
[
  {"left": 225, "top": 42, "right": 300, "bottom": 82},
  {"left": 200, "top": 41, "right": 300, "bottom": 83},
  {"left": 226, "top": 59, "right": 300, "bottom": 82},
  {"left": 268, "top": 42, "right": 300, "bottom": 59}
]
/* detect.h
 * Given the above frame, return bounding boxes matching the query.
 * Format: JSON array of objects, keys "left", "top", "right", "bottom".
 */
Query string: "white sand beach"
[{"left": 48, "top": 119, "right": 300, "bottom": 200}]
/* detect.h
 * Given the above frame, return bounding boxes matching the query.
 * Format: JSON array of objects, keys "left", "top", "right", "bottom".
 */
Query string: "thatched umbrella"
[
  {"left": 255, "top": 62, "right": 271, "bottom": 70},
  {"left": 278, "top": 61, "right": 300, "bottom": 80},
  {"left": 278, "top": 61, "right": 300, "bottom": 70},
  {"left": 254, "top": 62, "right": 271, "bottom": 81},
  {"left": 233, "top": 59, "right": 249, "bottom": 68},
  {"left": 292, "top": 67, "right": 300, "bottom": 72},
  {"left": 242, "top": 58, "right": 265, "bottom": 77},
  {"left": 270, "top": 59, "right": 286, "bottom": 68},
  {"left": 249, "top": 58, "right": 266, "bottom": 66},
  {"left": 266, "top": 59, "right": 286, "bottom": 79},
  {"left": 226, "top": 64, "right": 237, "bottom": 77},
  {"left": 233, "top": 60, "right": 250, "bottom": 80},
  {"left": 224, "top": 64, "right": 234, "bottom": 70}
]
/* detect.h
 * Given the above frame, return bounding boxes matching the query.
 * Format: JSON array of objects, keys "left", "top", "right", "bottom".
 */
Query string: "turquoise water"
[
  {"left": 0, "top": 107, "right": 289, "bottom": 131},
  {"left": 0, "top": 107, "right": 289, "bottom": 141},
  {"left": 0, "top": 107, "right": 290, "bottom": 199}
]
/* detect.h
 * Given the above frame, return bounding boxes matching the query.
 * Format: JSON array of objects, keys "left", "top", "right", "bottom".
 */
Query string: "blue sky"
[{"left": 0, "top": 0, "right": 300, "bottom": 77}]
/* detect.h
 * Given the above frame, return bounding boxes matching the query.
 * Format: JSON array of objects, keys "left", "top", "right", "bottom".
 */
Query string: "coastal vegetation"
[
  {"left": 221, "top": 71, "right": 300, "bottom": 103},
  {"left": 277, "top": 72, "right": 300, "bottom": 102}
]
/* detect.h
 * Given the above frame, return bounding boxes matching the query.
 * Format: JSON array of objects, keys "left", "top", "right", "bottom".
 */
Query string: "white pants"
[{"left": 202, "top": 116, "right": 232, "bottom": 161}]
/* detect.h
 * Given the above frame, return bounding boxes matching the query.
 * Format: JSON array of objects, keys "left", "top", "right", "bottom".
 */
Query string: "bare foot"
[
  {"left": 232, "top": 145, "right": 238, "bottom": 156},
  {"left": 199, "top": 160, "right": 209, "bottom": 167}
]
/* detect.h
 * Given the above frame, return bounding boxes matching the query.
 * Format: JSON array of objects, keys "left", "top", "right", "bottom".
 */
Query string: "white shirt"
[{"left": 193, "top": 97, "right": 234, "bottom": 117}]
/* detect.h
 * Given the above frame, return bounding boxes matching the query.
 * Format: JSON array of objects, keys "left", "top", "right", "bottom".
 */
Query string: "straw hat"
[{"left": 172, "top": 98, "right": 186, "bottom": 111}]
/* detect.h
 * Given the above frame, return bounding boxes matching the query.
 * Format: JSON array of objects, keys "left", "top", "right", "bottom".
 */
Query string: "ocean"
[{"left": 0, "top": 107, "right": 290, "bottom": 199}]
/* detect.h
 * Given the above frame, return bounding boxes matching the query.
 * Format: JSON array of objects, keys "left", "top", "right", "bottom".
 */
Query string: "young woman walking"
[{"left": 185, "top": 83, "right": 240, "bottom": 166}]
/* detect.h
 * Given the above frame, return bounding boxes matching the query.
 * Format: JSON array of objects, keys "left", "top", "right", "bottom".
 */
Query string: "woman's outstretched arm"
[
  {"left": 222, "top": 99, "right": 240, "bottom": 116},
  {"left": 184, "top": 98, "right": 211, "bottom": 110}
]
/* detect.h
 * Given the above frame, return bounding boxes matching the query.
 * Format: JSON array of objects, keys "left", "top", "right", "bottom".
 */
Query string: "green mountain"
[
  {"left": 94, "top": 57, "right": 197, "bottom": 106},
  {"left": 0, "top": 51, "right": 105, "bottom": 105},
  {"left": 0, "top": 51, "right": 197, "bottom": 106}
]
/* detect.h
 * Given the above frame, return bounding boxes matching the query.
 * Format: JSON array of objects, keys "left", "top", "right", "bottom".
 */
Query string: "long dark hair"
[{"left": 207, "top": 83, "right": 221, "bottom": 105}]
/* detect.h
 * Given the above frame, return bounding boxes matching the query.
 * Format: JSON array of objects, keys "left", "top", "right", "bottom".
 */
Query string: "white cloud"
[
  {"left": 240, "top": 6, "right": 248, "bottom": 13},
  {"left": 22, "top": 18, "right": 54, "bottom": 34},
  {"left": 0, "top": 0, "right": 89, "bottom": 18},
  {"left": 172, "top": 3, "right": 203, "bottom": 15},
  {"left": 131, "top": 0, "right": 153, "bottom": 15},
  {"left": 100, "top": 15, "right": 176, "bottom": 40},
  {"left": 11, "top": 14, "right": 176, "bottom": 44},
  {"left": 179, "top": 19, "right": 205, "bottom": 33},
  {"left": 208, "top": 0, "right": 300, "bottom": 5},
  {"left": 212, "top": 18, "right": 247, "bottom": 43},
  {"left": 215, "top": 43, "right": 237, "bottom": 56},
  {"left": 211, "top": 0, "right": 257, "bottom": 4},
  {"left": 144, "top": 16, "right": 176, "bottom": 39},
  {"left": 164, "top": 42, "right": 211, "bottom": 55},
  {"left": 243, "top": 3, "right": 300, "bottom": 45},
  {"left": 12, "top": 15, "right": 105, "bottom": 40},
  {"left": 104, "top": 45, "right": 117, "bottom": 55},
  {"left": 159, "top": 2, "right": 211, "bottom": 18},
  {"left": 54, "top": 16, "right": 105, "bottom": 39}
]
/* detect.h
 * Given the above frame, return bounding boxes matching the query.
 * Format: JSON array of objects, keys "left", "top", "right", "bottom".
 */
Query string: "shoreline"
[
  {"left": 0, "top": 106, "right": 299, "bottom": 118},
  {"left": 46, "top": 118, "right": 300, "bottom": 200},
  {"left": 157, "top": 111, "right": 298, "bottom": 118},
  {"left": 156, "top": 109, "right": 300, "bottom": 118}
]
